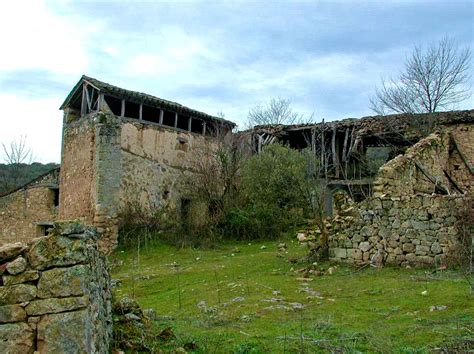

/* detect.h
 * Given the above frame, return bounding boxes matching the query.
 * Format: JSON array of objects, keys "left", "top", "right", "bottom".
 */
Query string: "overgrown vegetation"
[
  {"left": 118, "top": 142, "right": 326, "bottom": 249},
  {"left": 111, "top": 239, "right": 474, "bottom": 352}
]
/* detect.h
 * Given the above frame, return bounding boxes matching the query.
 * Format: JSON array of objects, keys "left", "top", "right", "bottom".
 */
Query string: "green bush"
[{"left": 217, "top": 144, "right": 320, "bottom": 240}]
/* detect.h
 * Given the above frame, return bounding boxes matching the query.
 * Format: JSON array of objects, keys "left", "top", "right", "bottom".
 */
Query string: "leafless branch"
[{"left": 371, "top": 37, "right": 471, "bottom": 115}]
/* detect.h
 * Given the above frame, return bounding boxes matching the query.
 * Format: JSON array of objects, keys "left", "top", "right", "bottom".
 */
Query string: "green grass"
[{"left": 111, "top": 239, "right": 473, "bottom": 353}]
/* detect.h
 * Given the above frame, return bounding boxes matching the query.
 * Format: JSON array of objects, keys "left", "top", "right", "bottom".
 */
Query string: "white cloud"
[
  {"left": 0, "top": 1, "right": 91, "bottom": 76},
  {"left": 0, "top": 94, "right": 62, "bottom": 163},
  {"left": 125, "top": 26, "right": 220, "bottom": 76}
]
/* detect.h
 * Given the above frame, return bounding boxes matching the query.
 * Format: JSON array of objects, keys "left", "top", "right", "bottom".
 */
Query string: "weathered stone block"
[
  {"left": 431, "top": 242, "right": 442, "bottom": 254},
  {"left": 6, "top": 256, "right": 27, "bottom": 275},
  {"left": 0, "top": 242, "right": 27, "bottom": 263},
  {"left": 415, "top": 245, "right": 430, "bottom": 255},
  {"left": 418, "top": 256, "right": 434, "bottom": 265},
  {"left": 3, "top": 270, "right": 39, "bottom": 286},
  {"left": 359, "top": 242, "right": 371, "bottom": 252},
  {"left": 28, "top": 235, "right": 88, "bottom": 270},
  {"left": 332, "top": 248, "right": 347, "bottom": 259},
  {"left": 405, "top": 253, "right": 417, "bottom": 263},
  {"left": 0, "top": 284, "right": 36, "bottom": 305},
  {"left": 37, "top": 265, "right": 89, "bottom": 298},
  {"left": 0, "top": 322, "right": 34, "bottom": 353},
  {"left": 37, "top": 310, "right": 92, "bottom": 353},
  {"left": 26, "top": 296, "right": 88, "bottom": 316},
  {"left": 0, "top": 304, "right": 27, "bottom": 323}
]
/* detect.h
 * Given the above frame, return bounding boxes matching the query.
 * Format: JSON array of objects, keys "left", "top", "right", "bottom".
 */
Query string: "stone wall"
[
  {"left": 329, "top": 194, "right": 468, "bottom": 266},
  {"left": 328, "top": 124, "right": 473, "bottom": 267},
  {"left": 0, "top": 170, "right": 59, "bottom": 246},
  {"left": 120, "top": 120, "right": 212, "bottom": 210},
  {"left": 0, "top": 222, "right": 111, "bottom": 353},
  {"left": 58, "top": 112, "right": 220, "bottom": 251},
  {"left": 374, "top": 123, "right": 473, "bottom": 197},
  {"left": 59, "top": 112, "right": 96, "bottom": 224}
]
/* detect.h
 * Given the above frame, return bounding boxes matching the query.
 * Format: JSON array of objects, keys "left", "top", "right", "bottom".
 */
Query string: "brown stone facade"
[
  {"left": 59, "top": 109, "right": 96, "bottom": 224},
  {"left": 0, "top": 170, "right": 59, "bottom": 246},
  {"left": 328, "top": 123, "right": 474, "bottom": 266},
  {"left": 58, "top": 111, "right": 220, "bottom": 251}
]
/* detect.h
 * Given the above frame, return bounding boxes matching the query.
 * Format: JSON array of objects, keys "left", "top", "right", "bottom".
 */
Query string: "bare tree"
[
  {"left": 2, "top": 136, "right": 32, "bottom": 165},
  {"left": 370, "top": 37, "right": 471, "bottom": 115},
  {"left": 247, "top": 97, "right": 312, "bottom": 127}
]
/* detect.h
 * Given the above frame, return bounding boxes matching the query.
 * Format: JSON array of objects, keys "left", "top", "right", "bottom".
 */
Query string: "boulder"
[
  {"left": 0, "top": 243, "right": 27, "bottom": 263},
  {"left": 26, "top": 296, "right": 88, "bottom": 316},
  {"left": 37, "top": 310, "right": 92, "bottom": 353},
  {"left": 28, "top": 235, "right": 88, "bottom": 270},
  {"left": 0, "top": 284, "right": 37, "bottom": 305},
  {"left": 3, "top": 270, "right": 39, "bottom": 286},
  {"left": 0, "top": 304, "right": 27, "bottom": 323},
  {"left": 6, "top": 256, "right": 27, "bottom": 275},
  {"left": 0, "top": 322, "right": 34, "bottom": 353},
  {"left": 37, "top": 265, "right": 89, "bottom": 298}
]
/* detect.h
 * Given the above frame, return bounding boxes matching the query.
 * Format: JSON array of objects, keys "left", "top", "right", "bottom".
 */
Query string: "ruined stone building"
[
  {"left": 0, "top": 75, "right": 472, "bottom": 263},
  {"left": 0, "top": 76, "right": 235, "bottom": 249},
  {"left": 250, "top": 110, "right": 473, "bottom": 267}
]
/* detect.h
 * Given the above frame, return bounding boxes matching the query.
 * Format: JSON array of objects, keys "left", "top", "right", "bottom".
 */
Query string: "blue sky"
[{"left": 0, "top": 0, "right": 472, "bottom": 163}]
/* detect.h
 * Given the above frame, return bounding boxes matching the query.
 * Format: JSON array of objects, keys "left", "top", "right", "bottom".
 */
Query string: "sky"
[{"left": 0, "top": 0, "right": 472, "bottom": 163}]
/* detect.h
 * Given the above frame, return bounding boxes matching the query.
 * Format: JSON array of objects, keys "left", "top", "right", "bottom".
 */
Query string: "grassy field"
[{"left": 110, "top": 239, "right": 473, "bottom": 353}]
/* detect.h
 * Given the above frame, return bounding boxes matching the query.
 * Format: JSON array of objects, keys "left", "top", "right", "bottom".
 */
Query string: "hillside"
[{"left": 0, "top": 162, "right": 59, "bottom": 195}]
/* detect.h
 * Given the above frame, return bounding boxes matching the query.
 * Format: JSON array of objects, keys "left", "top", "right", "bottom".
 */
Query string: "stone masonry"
[
  {"left": 0, "top": 222, "right": 112, "bottom": 353},
  {"left": 0, "top": 169, "right": 59, "bottom": 246},
  {"left": 328, "top": 124, "right": 473, "bottom": 267},
  {"left": 329, "top": 194, "right": 468, "bottom": 266}
]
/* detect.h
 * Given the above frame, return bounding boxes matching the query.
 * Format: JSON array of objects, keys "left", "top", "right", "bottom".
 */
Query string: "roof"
[
  {"left": 248, "top": 109, "right": 474, "bottom": 136},
  {"left": 60, "top": 75, "right": 236, "bottom": 127}
]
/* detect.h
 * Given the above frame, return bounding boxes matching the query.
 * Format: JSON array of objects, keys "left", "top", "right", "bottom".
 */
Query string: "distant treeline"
[{"left": 0, "top": 162, "right": 59, "bottom": 195}]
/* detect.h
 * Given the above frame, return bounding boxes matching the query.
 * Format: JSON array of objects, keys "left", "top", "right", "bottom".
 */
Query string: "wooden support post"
[
  {"left": 139, "top": 103, "right": 143, "bottom": 121},
  {"left": 120, "top": 99, "right": 125, "bottom": 117},
  {"left": 202, "top": 122, "right": 207, "bottom": 135},
  {"left": 414, "top": 161, "right": 449, "bottom": 195},
  {"left": 342, "top": 128, "right": 349, "bottom": 162},
  {"left": 159, "top": 109, "right": 164, "bottom": 125},
  {"left": 97, "top": 93, "right": 104, "bottom": 111},
  {"left": 331, "top": 125, "right": 339, "bottom": 178},
  {"left": 450, "top": 133, "right": 474, "bottom": 174},
  {"left": 80, "top": 84, "right": 87, "bottom": 116},
  {"left": 321, "top": 119, "right": 327, "bottom": 178},
  {"left": 188, "top": 117, "right": 192, "bottom": 131},
  {"left": 258, "top": 134, "right": 263, "bottom": 154},
  {"left": 174, "top": 112, "right": 178, "bottom": 128}
]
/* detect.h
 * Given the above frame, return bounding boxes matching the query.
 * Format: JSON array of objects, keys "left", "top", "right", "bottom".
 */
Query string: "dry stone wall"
[
  {"left": 329, "top": 194, "right": 467, "bottom": 266},
  {"left": 0, "top": 222, "right": 111, "bottom": 353},
  {"left": 328, "top": 124, "right": 473, "bottom": 267}
]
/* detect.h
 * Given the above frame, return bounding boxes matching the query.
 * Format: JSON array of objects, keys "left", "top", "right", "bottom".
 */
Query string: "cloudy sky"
[{"left": 0, "top": 0, "right": 472, "bottom": 163}]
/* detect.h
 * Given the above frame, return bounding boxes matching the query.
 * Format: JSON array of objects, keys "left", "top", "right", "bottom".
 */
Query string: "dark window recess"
[
  {"left": 162, "top": 110, "right": 175, "bottom": 127},
  {"left": 142, "top": 105, "right": 161, "bottom": 124},
  {"left": 181, "top": 198, "right": 191, "bottom": 219},
  {"left": 191, "top": 119, "right": 204, "bottom": 134},
  {"left": 37, "top": 224, "right": 54, "bottom": 237},
  {"left": 51, "top": 188, "right": 59, "bottom": 207},
  {"left": 125, "top": 101, "right": 140, "bottom": 119},
  {"left": 177, "top": 114, "right": 189, "bottom": 130},
  {"left": 104, "top": 95, "right": 122, "bottom": 116}
]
